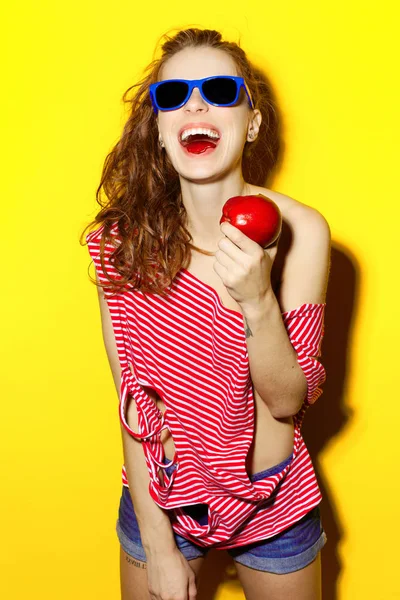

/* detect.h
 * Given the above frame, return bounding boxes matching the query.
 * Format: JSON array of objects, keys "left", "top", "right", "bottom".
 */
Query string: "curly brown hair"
[{"left": 80, "top": 27, "right": 280, "bottom": 299}]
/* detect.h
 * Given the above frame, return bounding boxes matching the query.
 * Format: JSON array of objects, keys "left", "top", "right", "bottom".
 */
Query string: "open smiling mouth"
[{"left": 179, "top": 133, "right": 221, "bottom": 156}]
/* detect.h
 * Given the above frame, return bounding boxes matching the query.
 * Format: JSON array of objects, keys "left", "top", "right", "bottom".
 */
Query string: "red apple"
[{"left": 220, "top": 194, "right": 282, "bottom": 248}]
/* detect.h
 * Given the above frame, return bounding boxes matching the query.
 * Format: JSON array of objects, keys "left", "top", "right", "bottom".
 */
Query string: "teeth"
[{"left": 180, "top": 128, "right": 220, "bottom": 142}]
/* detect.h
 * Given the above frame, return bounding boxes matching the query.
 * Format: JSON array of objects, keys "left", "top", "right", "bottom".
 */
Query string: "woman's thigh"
[
  {"left": 234, "top": 550, "right": 322, "bottom": 600},
  {"left": 228, "top": 503, "right": 327, "bottom": 600},
  {"left": 117, "top": 484, "right": 209, "bottom": 599},
  {"left": 120, "top": 547, "right": 205, "bottom": 600}
]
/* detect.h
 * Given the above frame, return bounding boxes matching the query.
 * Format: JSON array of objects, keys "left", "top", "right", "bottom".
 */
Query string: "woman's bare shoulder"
[{"left": 247, "top": 184, "right": 321, "bottom": 218}]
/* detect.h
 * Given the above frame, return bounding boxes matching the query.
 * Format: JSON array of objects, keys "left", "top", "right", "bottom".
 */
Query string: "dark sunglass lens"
[
  {"left": 156, "top": 81, "right": 189, "bottom": 109},
  {"left": 202, "top": 77, "right": 237, "bottom": 105}
]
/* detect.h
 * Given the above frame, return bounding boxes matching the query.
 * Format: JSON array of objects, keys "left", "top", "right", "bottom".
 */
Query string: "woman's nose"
[{"left": 183, "top": 86, "right": 208, "bottom": 111}]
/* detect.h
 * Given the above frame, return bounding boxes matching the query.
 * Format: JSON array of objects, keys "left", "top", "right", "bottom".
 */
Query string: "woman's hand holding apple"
[
  {"left": 214, "top": 220, "right": 278, "bottom": 309},
  {"left": 214, "top": 194, "right": 281, "bottom": 310}
]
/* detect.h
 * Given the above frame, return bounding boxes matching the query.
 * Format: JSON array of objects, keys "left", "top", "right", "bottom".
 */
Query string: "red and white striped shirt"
[{"left": 86, "top": 223, "right": 327, "bottom": 549}]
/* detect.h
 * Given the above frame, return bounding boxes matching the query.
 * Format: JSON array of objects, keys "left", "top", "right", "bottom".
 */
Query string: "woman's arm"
[
  {"left": 275, "top": 206, "right": 331, "bottom": 309},
  {"left": 237, "top": 206, "right": 331, "bottom": 418},
  {"left": 95, "top": 275, "right": 178, "bottom": 555},
  {"left": 215, "top": 199, "right": 330, "bottom": 418}
]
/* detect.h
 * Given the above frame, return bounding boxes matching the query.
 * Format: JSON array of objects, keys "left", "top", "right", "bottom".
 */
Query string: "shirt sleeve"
[
  {"left": 85, "top": 223, "right": 123, "bottom": 299},
  {"left": 281, "top": 303, "right": 327, "bottom": 406}
]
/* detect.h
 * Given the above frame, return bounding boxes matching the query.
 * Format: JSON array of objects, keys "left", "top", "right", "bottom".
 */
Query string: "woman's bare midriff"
[{"left": 151, "top": 390, "right": 294, "bottom": 478}]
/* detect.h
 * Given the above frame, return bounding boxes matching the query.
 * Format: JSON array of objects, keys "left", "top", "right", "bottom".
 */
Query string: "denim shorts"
[{"left": 116, "top": 453, "right": 327, "bottom": 574}]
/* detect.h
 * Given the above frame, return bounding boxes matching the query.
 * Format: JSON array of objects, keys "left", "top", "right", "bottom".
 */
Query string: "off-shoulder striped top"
[{"left": 86, "top": 223, "right": 327, "bottom": 549}]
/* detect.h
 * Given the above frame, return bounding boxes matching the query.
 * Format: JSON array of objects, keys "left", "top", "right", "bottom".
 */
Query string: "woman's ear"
[{"left": 247, "top": 109, "right": 262, "bottom": 141}]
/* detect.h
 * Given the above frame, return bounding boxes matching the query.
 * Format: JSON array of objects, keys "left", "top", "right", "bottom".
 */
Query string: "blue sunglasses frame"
[{"left": 149, "top": 76, "right": 255, "bottom": 114}]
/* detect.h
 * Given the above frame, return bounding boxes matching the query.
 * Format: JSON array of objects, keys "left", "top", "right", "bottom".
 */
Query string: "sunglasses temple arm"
[{"left": 243, "top": 81, "right": 255, "bottom": 109}]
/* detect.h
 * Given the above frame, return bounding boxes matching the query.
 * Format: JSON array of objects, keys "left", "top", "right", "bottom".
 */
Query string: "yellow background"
[{"left": 2, "top": 1, "right": 399, "bottom": 598}]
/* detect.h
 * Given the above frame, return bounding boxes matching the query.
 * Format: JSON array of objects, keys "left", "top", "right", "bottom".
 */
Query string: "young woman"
[{"left": 83, "top": 27, "right": 331, "bottom": 600}]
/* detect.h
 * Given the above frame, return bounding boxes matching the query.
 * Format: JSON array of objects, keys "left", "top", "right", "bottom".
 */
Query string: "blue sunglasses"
[{"left": 149, "top": 76, "right": 254, "bottom": 114}]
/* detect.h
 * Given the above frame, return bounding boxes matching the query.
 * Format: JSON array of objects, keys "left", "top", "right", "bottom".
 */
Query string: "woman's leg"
[
  {"left": 234, "top": 550, "right": 322, "bottom": 600},
  {"left": 226, "top": 467, "right": 326, "bottom": 600},
  {"left": 120, "top": 548, "right": 206, "bottom": 600}
]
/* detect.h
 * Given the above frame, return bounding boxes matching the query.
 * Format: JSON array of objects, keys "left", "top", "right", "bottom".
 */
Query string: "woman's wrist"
[
  {"left": 139, "top": 515, "right": 178, "bottom": 554},
  {"left": 142, "top": 530, "right": 178, "bottom": 555},
  {"left": 239, "top": 286, "right": 277, "bottom": 322}
]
